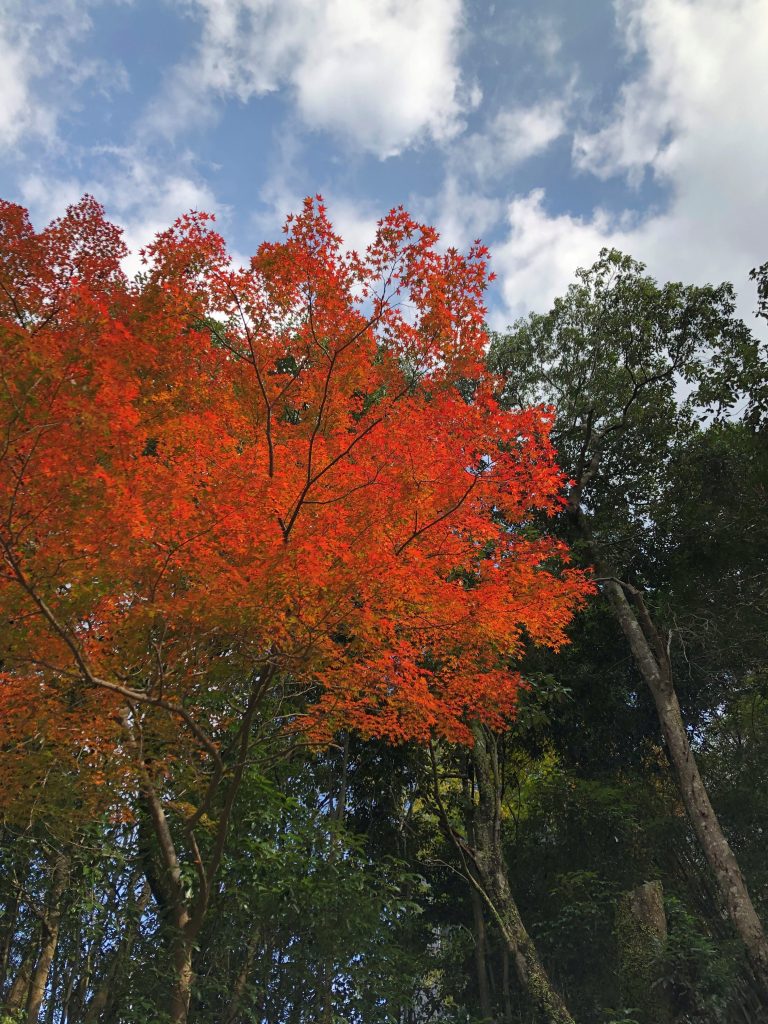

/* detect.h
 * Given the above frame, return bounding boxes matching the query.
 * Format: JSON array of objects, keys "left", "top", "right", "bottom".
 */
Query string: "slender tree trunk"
[
  {"left": 163, "top": 668, "right": 271, "bottom": 1023},
  {"left": 26, "top": 850, "right": 70, "bottom": 1023},
  {"left": 129, "top": 717, "right": 199, "bottom": 1024},
  {"left": 315, "top": 733, "right": 349, "bottom": 1024},
  {"left": 568, "top": 494, "right": 768, "bottom": 995},
  {"left": 65, "top": 923, "right": 95, "bottom": 1024},
  {"left": 616, "top": 880, "right": 673, "bottom": 1024},
  {"left": 0, "top": 888, "right": 21, "bottom": 994},
  {"left": 83, "top": 976, "right": 109, "bottom": 1020},
  {"left": 501, "top": 948, "right": 514, "bottom": 1024},
  {"left": 44, "top": 953, "right": 58, "bottom": 1024},
  {"left": 137, "top": 778, "right": 196, "bottom": 1024},
  {"left": 60, "top": 960, "right": 77, "bottom": 1024},
  {"left": 168, "top": 929, "right": 195, "bottom": 1024},
  {"left": 84, "top": 881, "right": 151, "bottom": 1024},
  {"left": 470, "top": 886, "right": 494, "bottom": 1021},
  {"left": 469, "top": 725, "right": 575, "bottom": 1024},
  {"left": 5, "top": 940, "right": 37, "bottom": 1013},
  {"left": 317, "top": 966, "right": 334, "bottom": 1024},
  {"left": 224, "top": 925, "right": 260, "bottom": 1024},
  {"left": 602, "top": 576, "right": 768, "bottom": 994}
]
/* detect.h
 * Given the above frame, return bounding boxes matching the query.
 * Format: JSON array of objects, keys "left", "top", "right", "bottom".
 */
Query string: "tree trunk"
[
  {"left": 224, "top": 925, "right": 260, "bottom": 1024},
  {"left": 616, "top": 880, "right": 673, "bottom": 1024},
  {"left": 84, "top": 880, "right": 150, "bottom": 1024},
  {"left": 83, "top": 972, "right": 110, "bottom": 1021},
  {"left": 65, "top": 927, "right": 96, "bottom": 1024},
  {"left": 137, "top": 771, "right": 197, "bottom": 1024},
  {"left": 470, "top": 886, "right": 494, "bottom": 1021},
  {"left": 469, "top": 725, "right": 575, "bottom": 1024},
  {"left": 138, "top": 791, "right": 195, "bottom": 1024},
  {"left": 43, "top": 953, "right": 58, "bottom": 1024},
  {"left": 602, "top": 577, "right": 768, "bottom": 994},
  {"left": 5, "top": 940, "right": 37, "bottom": 1013},
  {"left": 0, "top": 887, "right": 21, "bottom": 994},
  {"left": 501, "top": 948, "right": 514, "bottom": 1024},
  {"left": 26, "top": 851, "right": 70, "bottom": 1023},
  {"left": 167, "top": 921, "right": 195, "bottom": 1024}
]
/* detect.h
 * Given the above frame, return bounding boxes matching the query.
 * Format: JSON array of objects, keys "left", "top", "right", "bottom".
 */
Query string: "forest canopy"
[{"left": 1, "top": 197, "right": 767, "bottom": 1024}]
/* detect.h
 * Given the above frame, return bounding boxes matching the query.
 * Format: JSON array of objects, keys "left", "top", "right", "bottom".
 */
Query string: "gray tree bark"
[
  {"left": 602, "top": 575, "right": 768, "bottom": 994},
  {"left": 468, "top": 725, "right": 575, "bottom": 1024},
  {"left": 566, "top": 484, "right": 768, "bottom": 997}
]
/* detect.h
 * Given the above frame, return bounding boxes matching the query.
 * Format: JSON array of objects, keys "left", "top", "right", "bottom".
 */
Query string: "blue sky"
[{"left": 1, "top": 0, "right": 767, "bottom": 329}]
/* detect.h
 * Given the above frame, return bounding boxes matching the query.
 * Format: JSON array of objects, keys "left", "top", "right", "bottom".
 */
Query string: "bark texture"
[
  {"left": 4, "top": 942, "right": 36, "bottom": 1014},
  {"left": 25, "top": 851, "right": 70, "bottom": 1024},
  {"left": 568, "top": 491, "right": 768, "bottom": 996},
  {"left": 603, "top": 576, "right": 768, "bottom": 995},
  {"left": 83, "top": 880, "right": 150, "bottom": 1024},
  {"left": 470, "top": 885, "right": 494, "bottom": 1022},
  {"left": 469, "top": 725, "right": 575, "bottom": 1024},
  {"left": 616, "top": 880, "right": 673, "bottom": 1023}
]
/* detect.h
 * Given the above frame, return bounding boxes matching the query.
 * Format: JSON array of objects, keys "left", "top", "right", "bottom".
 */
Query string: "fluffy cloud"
[
  {"left": 0, "top": 26, "right": 45, "bottom": 146},
  {"left": 416, "top": 174, "right": 503, "bottom": 252},
  {"left": 20, "top": 151, "right": 222, "bottom": 277},
  {"left": 0, "top": 4, "right": 70, "bottom": 146},
  {"left": 0, "top": 1, "right": 126, "bottom": 149},
  {"left": 494, "top": 0, "right": 768, "bottom": 330},
  {"left": 151, "top": 0, "right": 473, "bottom": 157},
  {"left": 324, "top": 196, "right": 380, "bottom": 255},
  {"left": 467, "top": 101, "right": 568, "bottom": 181},
  {"left": 492, "top": 190, "right": 622, "bottom": 325}
]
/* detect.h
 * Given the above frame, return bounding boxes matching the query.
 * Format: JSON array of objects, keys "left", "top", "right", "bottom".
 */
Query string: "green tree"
[{"left": 489, "top": 249, "right": 768, "bottom": 996}]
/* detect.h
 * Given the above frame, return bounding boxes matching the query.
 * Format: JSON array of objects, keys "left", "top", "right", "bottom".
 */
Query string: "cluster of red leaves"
[{"left": 0, "top": 194, "right": 590, "bottom": 813}]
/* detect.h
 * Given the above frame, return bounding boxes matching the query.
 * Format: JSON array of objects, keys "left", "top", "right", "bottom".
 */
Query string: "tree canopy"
[{"left": 1, "top": 204, "right": 767, "bottom": 1024}]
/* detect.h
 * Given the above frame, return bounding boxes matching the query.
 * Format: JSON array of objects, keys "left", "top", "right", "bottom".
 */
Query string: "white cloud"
[
  {"left": 246, "top": 130, "right": 307, "bottom": 242},
  {"left": 20, "top": 150, "right": 222, "bottom": 278},
  {"left": 535, "top": 17, "right": 563, "bottom": 63},
  {"left": 490, "top": 191, "right": 625, "bottom": 326},
  {"left": 0, "top": 1, "right": 127, "bottom": 150},
  {"left": 493, "top": 0, "right": 768, "bottom": 330},
  {"left": 325, "top": 197, "right": 380, "bottom": 255},
  {"left": 422, "top": 92, "right": 570, "bottom": 264},
  {"left": 416, "top": 174, "right": 503, "bottom": 253},
  {"left": 151, "top": 0, "right": 471, "bottom": 158},
  {"left": 0, "top": 9, "right": 60, "bottom": 146},
  {"left": 17, "top": 175, "right": 88, "bottom": 226},
  {"left": 497, "top": 103, "right": 567, "bottom": 166},
  {"left": 465, "top": 100, "right": 568, "bottom": 182}
]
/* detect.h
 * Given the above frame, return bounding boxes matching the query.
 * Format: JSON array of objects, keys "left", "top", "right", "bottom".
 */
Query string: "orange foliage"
[{"left": 0, "top": 194, "right": 590, "bottom": 811}]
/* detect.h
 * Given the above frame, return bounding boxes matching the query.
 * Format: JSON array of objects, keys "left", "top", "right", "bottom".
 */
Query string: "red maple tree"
[{"left": 0, "top": 195, "right": 590, "bottom": 1019}]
